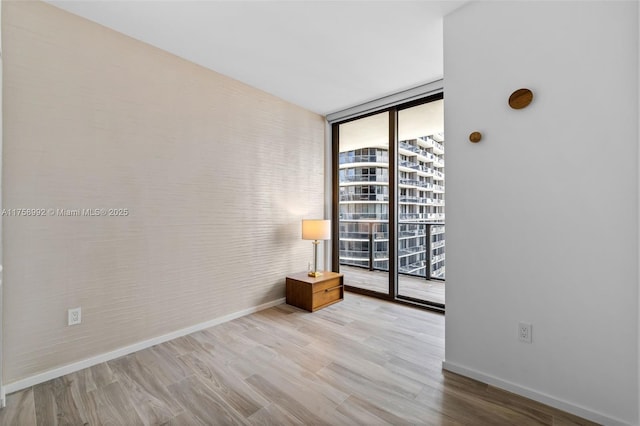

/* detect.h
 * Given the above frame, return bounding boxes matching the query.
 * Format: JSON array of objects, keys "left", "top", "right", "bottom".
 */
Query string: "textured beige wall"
[{"left": 2, "top": 1, "right": 325, "bottom": 384}]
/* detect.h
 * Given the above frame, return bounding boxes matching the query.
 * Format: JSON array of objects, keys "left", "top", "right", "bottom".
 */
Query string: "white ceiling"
[{"left": 46, "top": 1, "right": 467, "bottom": 116}]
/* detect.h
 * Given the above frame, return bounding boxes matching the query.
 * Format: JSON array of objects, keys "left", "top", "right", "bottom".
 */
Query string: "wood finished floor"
[{"left": 1, "top": 293, "right": 598, "bottom": 426}]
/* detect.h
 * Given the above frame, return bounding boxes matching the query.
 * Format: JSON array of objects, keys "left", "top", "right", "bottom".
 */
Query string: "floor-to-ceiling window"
[
  {"left": 335, "top": 111, "right": 390, "bottom": 295},
  {"left": 396, "top": 99, "right": 445, "bottom": 306},
  {"left": 332, "top": 94, "right": 444, "bottom": 310}
]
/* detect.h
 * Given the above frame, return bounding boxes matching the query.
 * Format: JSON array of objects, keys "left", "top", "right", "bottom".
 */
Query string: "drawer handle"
[{"left": 324, "top": 286, "right": 342, "bottom": 292}]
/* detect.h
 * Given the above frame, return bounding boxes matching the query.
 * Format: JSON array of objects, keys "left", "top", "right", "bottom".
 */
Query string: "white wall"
[{"left": 443, "top": 2, "right": 639, "bottom": 425}]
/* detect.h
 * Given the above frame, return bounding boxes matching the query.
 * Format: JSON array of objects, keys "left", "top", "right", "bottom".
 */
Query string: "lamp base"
[{"left": 308, "top": 271, "right": 323, "bottom": 278}]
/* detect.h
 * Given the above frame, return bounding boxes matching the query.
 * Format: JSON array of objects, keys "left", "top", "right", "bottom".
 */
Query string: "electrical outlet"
[
  {"left": 518, "top": 322, "right": 532, "bottom": 343},
  {"left": 68, "top": 307, "right": 81, "bottom": 326}
]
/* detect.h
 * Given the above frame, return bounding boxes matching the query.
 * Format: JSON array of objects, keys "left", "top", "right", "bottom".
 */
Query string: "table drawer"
[
  {"left": 312, "top": 287, "right": 343, "bottom": 310},
  {"left": 312, "top": 277, "right": 341, "bottom": 293},
  {"left": 285, "top": 271, "right": 344, "bottom": 312}
]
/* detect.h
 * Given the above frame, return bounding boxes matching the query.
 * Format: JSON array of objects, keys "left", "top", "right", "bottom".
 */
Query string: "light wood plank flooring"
[
  {"left": 342, "top": 265, "right": 445, "bottom": 305},
  {"left": 1, "top": 293, "right": 597, "bottom": 425}
]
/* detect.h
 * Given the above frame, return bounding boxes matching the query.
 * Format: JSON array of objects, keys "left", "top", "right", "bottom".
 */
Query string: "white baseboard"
[
  {"left": 4, "top": 298, "right": 286, "bottom": 395},
  {"left": 442, "top": 360, "right": 632, "bottom": 426}
]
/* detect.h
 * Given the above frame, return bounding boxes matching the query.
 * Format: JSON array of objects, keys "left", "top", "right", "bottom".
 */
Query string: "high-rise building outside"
[{"left": 338, "top": 133, "right": 445, "bottom": 280}]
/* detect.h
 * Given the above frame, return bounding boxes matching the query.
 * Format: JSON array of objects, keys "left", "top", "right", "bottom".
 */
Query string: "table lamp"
[{"left": 302, "top": 219, "right": 331, "bottom": 277}]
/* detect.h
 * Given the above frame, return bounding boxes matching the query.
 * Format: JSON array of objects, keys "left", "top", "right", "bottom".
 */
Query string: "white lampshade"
[{"left": 302, "top": 219, "right": 331, "bottom": 241}]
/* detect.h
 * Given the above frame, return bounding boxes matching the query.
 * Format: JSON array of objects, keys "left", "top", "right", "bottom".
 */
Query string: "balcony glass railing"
[
  {"left": 340, "top": 175, "right": 389, "bottom": 183},
  {"left": 399, "top": 229, "right": 426, "bottom": 238},
  {"left": 399, "top": 179, "right": 433, "bottom": 189},
  {"left": 433, "top": 141, "right": 445, "bottom": 152},
  {"left": 432, "top": 226, "right": 445, "bottom": 235},
  {"left": 338, "top": 221, "right": 445, "bottom": 280},
  {"left": 339, "top": 231, "right": 371, "bottom": 240},
  {"left": 398, "top": 213, "right": 445, "bottom": 221},
  {"left": 432, "top": 240, "right": 445, "bottom": 249},
  {"left": 399, "top": 196, "right": 433, "bottom": 204},
  {"left": 339, "top": 213, "right": 389, "bottom": 221},
  {"left": 339, "top": 155, "right": 388, "bottom": 165},
  {"left": 339, "top": 194, "right": 389, "bottom": 202},
  {"left": 399, "top": 142, "right": 422, "bottom": 154},
  {"left": 399, "top": 160, "right": 421, "bottom": 170},
  {"left": 398, "top": 245, "right": 426, "bottom": 256}
]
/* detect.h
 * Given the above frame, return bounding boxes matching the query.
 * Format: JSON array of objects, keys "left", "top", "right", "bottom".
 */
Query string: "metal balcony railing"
[{"left": 338, "top": 221, "right": 445, "bottom": 280}]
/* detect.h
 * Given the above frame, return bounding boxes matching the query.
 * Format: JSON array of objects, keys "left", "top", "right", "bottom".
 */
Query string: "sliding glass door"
[
  {"left": 396, "top": 99, "right": 445, "bottom": 306},
  {"left": 336, "top": 111, "right": 389, "bottom": 295},
  {"left": 333, "top": 94, "right": 445, "bottom": 310}
]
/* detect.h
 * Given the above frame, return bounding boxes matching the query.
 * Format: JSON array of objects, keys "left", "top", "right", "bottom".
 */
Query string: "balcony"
[
  {"left": 399, "top": 142, "right": 421, "bottom": 154},
  {"left": 340, "top": 194, "right": 389, "bottom": 202},
  {"left": 339, "top": 154, "right": 388, "bottom": 165},
  {"left": 433, "top": 141, "right": 445, "bottom": 154},
  {"left": 432, "top": 240, "right": 445, "bottom": 249},
  {"left": 398, "top": 213, "right": 445, "bottom": 221},
  {"left": 417, "top": 136, "right": 434, "bottom": 148},
  {"left": 340, "top": 175, "right": 389, "bottom": 183},
  {"left": 432, "top": 226, "right": 445, "bottom": 235},
  {"left": 398, "top": 245, "right": 426, "bottom": 257},
  {"left": 339, "top": 222, "right": 445, "bottom": 307},
  {"left": 398, "top": 229, "right": 426, "bottom": 238},
  {"left": 340, "top": 265, "right": 445, "bottom": 305},
  {"left": 339, "top": 221, "right": 445, "bottom": 280},
  {"left": 399, "top": 196, "right": 434, "bottom": 205},
  {"left": 399, "top": 160, "right": 421, "bottom": 171},
  {"left": 399, "top": 178, "right": 433, "bottom": 189},
  {"left": 417, "top": 165, "right": 434, "bottom": 176},
  {"left": 339, "top": 231, "right": 372, "bottom": 240},
  {"left": 339, "top": 213, "right": 389, "bottom": 221},
  {"left": 399, "top": 264, "right": 425, "bottom": 275},
  {"left": 432, "top": 266, "right": 445, "bottom": 279}
]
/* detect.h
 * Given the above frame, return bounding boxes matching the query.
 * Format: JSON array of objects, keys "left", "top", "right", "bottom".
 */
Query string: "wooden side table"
[{"left": 286, "top": 271, "right": 344, "bottom": 312}]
